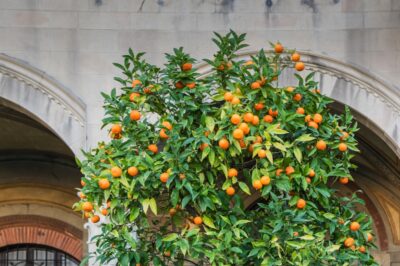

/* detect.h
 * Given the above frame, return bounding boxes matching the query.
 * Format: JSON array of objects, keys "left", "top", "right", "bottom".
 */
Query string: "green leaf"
[
  {"left": 273, "top": 142, "right": 286, "bottom": 152},
  {"left": 266, "top": 149, "right": 273, "bottom": 164},
  {"left": 295, "top": 134, "right": 315, "bottom": 142},
  {"left": 323, "top": 213, "right": 335, "bottom": 220},
  {"left": 205, "top": 116, "right": 215, "bottom": 132},
  {"left": 162, "top": 233, "right": 179, "bottom": 242},
  {"left": 327, "top": 244, "right": 341, "bottom": 253},
  {"left": 203, "top": 215, "right": 217, "bottom": 229},
  {"left": 294, "top": 146, "right": 302, "bottom": 163},
  {"left": 149, "top": 198, "right": 157, "bottom": 215},
  {"left": 238, "top": 181, "right": 251, "bottom": 195},
  {"left": 299, "top": 235, "right": 315, "bottom": 240},
  {"left": 142, "top": 199, "right": 150, "bottom": 214}
]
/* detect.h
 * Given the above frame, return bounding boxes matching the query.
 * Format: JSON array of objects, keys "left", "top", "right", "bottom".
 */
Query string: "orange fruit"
[
  {"left": 107, "top": 201, "right": 111, "bottom": 208},
  {"left": 344, "top": 237, "right": 355, "bottom": 248},
  {"left": 316, "top": 140, "right": 327, "bottom": 151},
  {"left": 101, "top": 209, "right": 108, "bottom": 216},
  {"left": 199, "top": 143, "right": 208, "bottom": 151},
  {"left": 296, "top": 107, "right": 305, "bottom": 114},
  {"left": 276, "top": 169, "right": 283, "bottom": 176},
  {"left": 161, "top": 121, "right": 172, "bottom": 130},
  {"left": 164, "top": 251, "right": 171, "bottom": 257},
  {"left": 293, "top": 231, "right": 299, "bottom": 237},
  {"left": 175, "top": 81, "right": 184, "bottom": 89},
  {"left": 226, "top": 186, "right": 235, "bottom": 196},
  {"left": 160, "top": 172, "right": 169, "bottom": 183},
  {"left": 243, "top": 113, "right": 254, "bottom": 123},
  {"left": 239, "top": 139, "right": 246, "bottom": 148},
  {"left": 258, "top": 149, "right": 267, "bottom": 158},
  {"left": 308, "top": 121, "right": 319, "bottom": 129},
  {"left": 293, "top": 93, "right": 302, "bottom": 102},
  {"left": 79, "top": 192, "right": 86, "bottom": 199},
  {"left": 359, "top": 246, "right": 366, "bottom": 253},
  {"left": 286, "top": 86, "right": 295, "bottom": 93},
  {"left": 91, "top": 215, "right": 100, "bottom": 223},
  {"left": 84, "top": 212, "right": 91, "bottom": 219},
  {"left": 304, "top": 115, "right": 312, "bottom": 122},
  {"left": 82, "top": 202, "right": 93, "bottom": 212},
  {"left": 81, "top": 180, "right": 86, "bottom": 187},
  {"left": 111, "top": 124, "right": 122, "bottom": 134},
  {"left": 231, "top": 97, "right": 240, "bottom": 105},
  {"left": 98, "top": 178, "right": 110, "bottom": 190},
  {"left": 263, "top": 115, "right": 273, "bottom": 123},
  {"left": 148, "top": 144, "right": 158, "bottom": 153},
  {"left": 130, "top": 110, "right": 141, "bottom": 121},
  {"left": 111, "top": 166, "right": 122, "bottom": 178},
  {"left": 129, "top": 92, "right": 140, "bottom": 102},
  {"left": 244, "top": 60, "right": 254, "bottom": 66},
  {"left": 143, "top": 85, "right": 153, "bottom": 94},
  {"left": 252, "top": 115, "right": 260, "bottom": 126},
  {"left": 159, "top": 128, "right": 169, "bottom": 139},
  {"left": 340, "top": 131, "right": 349, "bottom": 141},
  {"left": 251, "top": 81, "right": 261, "bottom": 90},
  {"left": 186, "top": 82, "right": 196, "bottom": 89},
  {"left": 254, "top": 103, "right": 265, "bottom": 111},
  {"left": 219, "top": 138, "right": 230, "bottom": 150},
  {"left": 338, "top": 143, "right": 348, "bottom": 152},
  {"left": 193, "top": 216, "right": 203, "bottom": 225},
  {"left": 339, "top": 177, "right": 349, "bottom": 184},
  {"left": 313, "top": 113, "right": 323, "bottom": 124},
  {"left": 228, "top": 168, "right": 238, "bottom": 178},
  {"left": 231, "top": 114, "right": 241, "bottom": 125},
  {"left": 253, "top": 180, "right": 262, "bottom": 190},
  {"left": 296, "top": 199, "right": 306, "bottom": 209},
  {"left": 132, "top": 79, "right": 142, "bottom": 87},
  {"left": 260, "top": 176, "right": 271, "bottom": 186},
  {"left": 367, "top": 233, "right": 373, "bottom": 242},
  {"left": 179, "top": 173, "right": 186, "bottom": 180},
  {"left": 169, "top": 208, "right": 177, "bottom": 216},
  {"left": 291, "top": 52, "right": 300, "bottom": 62},
  {"left": 128, "top": 166, "right": 139, "bottom": 177},
  {"left": 254, "top": 136, "right": 263, "bottom": 143},
  {"left": 224, "top": 92, "right": 234, "bottom": 102},
  {"left": 306, "top": 177, "right": 311, "bottom": 184},
  {"left": 274, "top": 43, "right": 284, "bottom": 53},
  {"left": 181, "top": 62, "right": 192, "bottom": 71},
  {"left": 239, "top": 123, "right": 250, "bottom": 134},
  {"left": 295, "top": 62, "right": 305, "bottom": 71},
  {"left": 308, "top": 169, "right": 315, "bottom": 177},
  {"left": 350, "top": 221, "right": 360, "bottom": 231},
  {"left": 233, "top": 129, "right": 244, "bottom": 139},
  {"left": 285, "top": 166, "right": 295, "bottom": 176}
]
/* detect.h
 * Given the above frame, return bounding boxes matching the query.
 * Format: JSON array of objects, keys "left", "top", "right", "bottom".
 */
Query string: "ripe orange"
[
  {"left": 269, "top": 108, "right": 278, "bottom": 117},
  {"left": 84, "top": 212, "right": 91, "bottom": 219},
  {"left": 251, "top": 81, "right": 261, "bottom": 90},
  {"left": 260, "top": 176, "right": 271, "bottom": 186},
  {"left": 338, "top": 143, "right": 348, "bottom": 152},
  {"left": 350, "top": 221, "right": 360, "bottom": 231},
  {"left": 91, "top": 215, "right": 100, "bottom": 223},
  {"left": 98, "top": 178, "right": 110, "bottom": 190},
  {"left": 226, "top": 186, "right": 235, "bottom": 196},
  {"left": 128, "top": 166, "right": 139, "bottom": 176},
  {"left": 340, "top": 131, "right": 349, "bottom": 141},
  {"left": 254, "top": 103, "right": 264, "bottom": 111},
  {"left": 132, "top": 79, "right": 142, "bottom": 87},
  {"left": 159, "top": 128, "right": 169, "bottom": 139},
  {"left": 179, "top": 173, "right": 186, "bottom": 180},
  {"left": 308, "top": 121, "right": 319, "bottom": 129},
  {"left": 101, "top": 209, "right": 108, "bottom": 216},
  {"left": 193, "top": 216, "right": 203, "bottom": 225},
  {"left": 344, "top": 237, "right": 355, "bottom": 248},
  {"left": 181, "top": 62, "right": 192, "bottom": 71},
  {"left": 293, "top": 93, "right": 302, "bottom": 102},
  {"left": 304, "top": 115, "right": 312, "bottom": 122},
  {"left": 219, "top": 138, "right": 230, "bottom": 150},
  {"left": 286, "top": 86, "right": 295, "bottom": 93},
  {"left": 306, "top": 177, "right": 311, "bottom": 184},
  {"left": 263, "top": 115, "right": 274, "bottom": 123},
  {"left": 293, "top": 231, "right": 299, "bottom": 237},
  {"left": 148, "top": 144, "right": 158, "bottom": 154},
  {"left": 359, "top": 246, "right": 366, "bottom": 253},
  {"left": 233, "top": 129, "right": 244, "bottom": 139},
  {"left": 239, "top": 123, "right": 250, "bottom": 135},
  {"left": 186, "top": 82, "right": 196, "bottom": 89},
  {"left": 253, "top": 180, "right": 262, "bottom": 190},
  {"left": 224, "top": 92, "right": 234, "bottom": 102},
  {"left": 274, "top": 43, "right": 284, "bottom": 53},
  {"left": 276, "top": 169, "right": 283, "bottom": 176},
  {"left": 367, "top": 233, "right": 373, "bottom": 242},
  {"left": 79, "top": 192, "right": 86, "bottom": 199},
  {"left": 175, "top": 81, "right": 184, "bottom": 89},
  {"left": 285, "top": 166, "right": 295, "bottom": 175},
  {"left": 199, "top": 143, "right": 209, "bottom": 151},
  {"left": 160, "top": 172, "right": 169, "bottom": 183},
  {"left": 239, "top": 139, "right": 246, "bottom": 148},
  {"left": 107, "top": 201, "right": 111, "bottom": 208},
  {"left": 111, "top": 166, "right": 122, "bottom": 178},
  {"left": 291, "top": 52, "right": 300, "bottom": 62},
  {"left": 258, "top": 149, "right": 267, "bottom": 158},
  {"left": 228, "top": 168, "right": 238, "bottom": 178},
  {"left": 130, "top": 110, "right": 141, "bottom": 121},
  {"left": 111, "top": 124, "right": 122, "bottom": 134},
  {"left": 252, "top": 115, "right": 260, "bottom": 126},
  {"left": 164, "top": 251, "right": 171, "bottom": 257},
  {"left": 295, "top": 62, "right": 305, "bottom": 71},
  {"left": 231, "top": 97, "right": 240, "bottom": 105},
  {"left": 308, "top": 169, "right": 315, "bottom": 177},
  {"left": 129, "top": 92, "right": 140, "bottom": 102},
  {"left": 82, "top": 202, "right": 93, "bottom": 212},
  {"left": 169, "top": 208, "right": 177, "bottom": 216},
  {"left": 162, "top": 121, "right": 172, "bottom": 130},
  {"left": 296, "top": 107, "right": 305, "bottom": 114},
  {"left": 296, "top": 199, "right": 306, "bottom": 209},
  {"left": 81, "top": 180, "right": 86, "bottom": 187},
  {"left": 254, "top": 136, "right": 263, "bottom": 143},
  {"left": 339, "top": 177, "right": 349, "bottom": 184},
  {"left": 243, "top": 113, "right": 254, "bottom": 123},
  {"left": 231, "top": 114, "right": 241, "bottom": 125},
  {"left": 316, "top": 140, "right": 327, "bottom": 151},
  {"left": 143, "top": 85, "right": 153, "bottom": 94},
  {"left": 313, "top": 113, "right": 323, "bottom": 124}
]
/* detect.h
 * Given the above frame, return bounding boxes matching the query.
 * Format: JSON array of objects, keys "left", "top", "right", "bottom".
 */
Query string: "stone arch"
[{"left": 0, "top": 53, "right": 86, "bottom": 155}]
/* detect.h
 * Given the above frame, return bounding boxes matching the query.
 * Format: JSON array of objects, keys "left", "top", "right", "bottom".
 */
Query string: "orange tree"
[{"left": 75, "top": 31, "right": 377, "bottom": 265}]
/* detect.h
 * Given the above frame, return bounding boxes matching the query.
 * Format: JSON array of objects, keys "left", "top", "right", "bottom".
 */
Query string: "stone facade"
[{"left": 0, "top": 0, "right": 400, "bottom": 265}]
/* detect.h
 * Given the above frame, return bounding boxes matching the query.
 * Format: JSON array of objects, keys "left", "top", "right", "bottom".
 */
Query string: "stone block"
[
  {"left": 0, "top": 10, "right": 78, "bottom": 28},
  {"left": 365, "top": 12, "right": 400, "bottom": 28},
  {"left": 78, "top": 12, "right": 131, "bottom": 29},
  {"left": 131, "top": 13, "right": 197, "bottom": 31},
  {"left": 77, "top": 30, "right": 119, "bottom": 52}
]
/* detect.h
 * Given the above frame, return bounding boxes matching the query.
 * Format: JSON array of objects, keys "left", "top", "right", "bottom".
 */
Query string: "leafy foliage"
[{"left": 75, "top": 31, "right": 377, "bottom": 265}]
